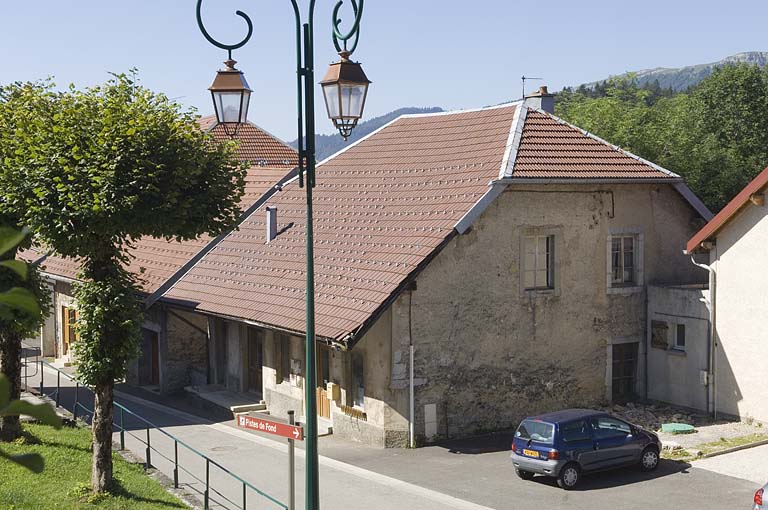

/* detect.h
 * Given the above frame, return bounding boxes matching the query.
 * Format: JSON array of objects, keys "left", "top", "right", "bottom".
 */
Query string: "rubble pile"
[{"left": 601, "top": 402, "right": 704, "bottom": 432}]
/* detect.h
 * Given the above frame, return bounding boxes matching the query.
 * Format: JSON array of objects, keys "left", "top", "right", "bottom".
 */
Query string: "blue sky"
[{"left": 1, "top": 1, "right": 766, "bottom": 141}]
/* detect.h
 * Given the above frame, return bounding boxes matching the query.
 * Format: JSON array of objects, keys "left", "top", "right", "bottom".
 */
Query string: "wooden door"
[
  {"left": 316, "top": 345, "right": 331, "bottom": 418},
  {"left": 612, "top": 342, "right": 638, "bottom": 401},
  {"left": 247, "top": 328, "right": 264, "bottom": 393},
  {"left": 139, "top": 329, "right": 160, "bottom": 386},
  {"left": 61, "top": 306, "right": 77, "bottom": 356}
]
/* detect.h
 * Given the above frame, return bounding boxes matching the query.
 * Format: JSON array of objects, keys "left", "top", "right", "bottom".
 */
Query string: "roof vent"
[
  {"left": 266, "top": 206, "right": 278, "bottom": 243},
  {"left": 524, "top": 85, "right": 555, "bottom": 113}
]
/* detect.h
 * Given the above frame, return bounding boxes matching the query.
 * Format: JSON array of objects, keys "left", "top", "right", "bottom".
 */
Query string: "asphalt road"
[{"left": 22, "top": 359, "right": 761, "bottom": 510}]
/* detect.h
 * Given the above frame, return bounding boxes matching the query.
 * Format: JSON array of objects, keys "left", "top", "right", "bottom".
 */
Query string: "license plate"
[{"left": 523, "top": 449, "right": 539, "bottom": 458}]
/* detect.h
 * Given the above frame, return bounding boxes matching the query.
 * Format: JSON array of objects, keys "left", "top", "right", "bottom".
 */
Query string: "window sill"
[
  {"left": 607, "top": 285, "right": 643, "bottom": 295},
  {"left": 523, "top": 288, "right": 558, "bottom": 297},
  {"left": 668, "top": 349, "right": 686, "bottom": 357}
]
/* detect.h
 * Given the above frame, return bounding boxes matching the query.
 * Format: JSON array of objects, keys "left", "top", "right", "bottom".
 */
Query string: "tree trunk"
[
  {"left": 0, "top": 330, "right": 23, "bottom": 441},
  {"left": 91, "top": 379, "right": 114, "bottom": 493}
]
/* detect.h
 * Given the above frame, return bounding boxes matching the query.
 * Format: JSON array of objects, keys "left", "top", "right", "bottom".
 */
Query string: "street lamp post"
[{"left": 196, "top": 2, "right": 369, "bottom": 509}]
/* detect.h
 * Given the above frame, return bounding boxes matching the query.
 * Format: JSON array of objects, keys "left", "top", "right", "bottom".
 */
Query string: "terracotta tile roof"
[
  {"left": 512, "top": 110, "right": 678, "bottom": 179},
  {"left": 23, "top": 118, "right": 296, "bottom": 293},
  {"left": 687, "top": 165, "right": 768, "bottom": 254},
  {"left": 164, "top": 104, "right": 699, "bottom": 343},
  {"left": 164, "top": 105, "right": 519, "bottom": 340}
]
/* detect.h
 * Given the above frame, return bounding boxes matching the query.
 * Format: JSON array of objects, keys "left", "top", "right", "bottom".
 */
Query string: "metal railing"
[{"left": 22, "top": 353, "right": 287, "bottom": 510}]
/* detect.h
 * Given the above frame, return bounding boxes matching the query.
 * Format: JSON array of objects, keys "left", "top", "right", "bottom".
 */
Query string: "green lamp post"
[{"left": 196, "top": 2, "right": 369, "bottom": 509}]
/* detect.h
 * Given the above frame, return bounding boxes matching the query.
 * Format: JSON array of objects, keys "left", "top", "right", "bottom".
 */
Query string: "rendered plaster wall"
[
  {"left": 336, "top": 308, "right": 410, "bottom": 446},
  {"left": 646, "top": 285, "right": 710, "bottom": 411},
  {"left": 399, "top": 183, "right": 705, "bottom": 441},
  {"left": 709, "top": 191, "right": 768, "bottom": 422},
  {"left": 164, "top": 308, "right": 208, "bottom": 392},
  {"left": 263, "top": 331, "right": 307, "bottom": 419}
]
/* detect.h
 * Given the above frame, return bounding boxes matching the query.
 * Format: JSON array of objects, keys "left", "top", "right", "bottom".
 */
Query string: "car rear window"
[{"left": 515, "top": 419, "right": 555, "bottom": 444}]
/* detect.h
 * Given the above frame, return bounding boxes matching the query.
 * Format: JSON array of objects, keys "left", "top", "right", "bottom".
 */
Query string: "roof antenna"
[{"left": 521, "top": 76, "right": 542, "bottom": 99}]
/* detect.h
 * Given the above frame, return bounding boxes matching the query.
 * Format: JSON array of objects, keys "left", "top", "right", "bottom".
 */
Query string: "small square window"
[{"left": 524, "top": 235, "right": 554, "bottom": 291}]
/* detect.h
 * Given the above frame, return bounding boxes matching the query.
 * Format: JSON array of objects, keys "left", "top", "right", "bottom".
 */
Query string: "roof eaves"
[
  {"left": 454, "top": 182, "right": 507, "bottom": 234},
  {"left": 343, "top": 231, "right": 459, "bottom": 350},
  {"left": 495, "top": 177, "right": 685, "bottom": 185},
  {"left": 673, "top": 182, "right": 714, "bottom": 221},
  {"left": 151, "top": 167, "right": 299, "bottom": 308},
  {"left": 686, "top": 165, "right": 768, "bottom": 254},
  {"left": 498, "top": 104, "right": 527, "bottom": 179}
]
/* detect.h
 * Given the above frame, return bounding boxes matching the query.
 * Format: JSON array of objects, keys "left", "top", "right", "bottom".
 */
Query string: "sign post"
[
  {"left": 236, "top": 412, "right": 304, "bottom": 510},
  {"left": 288, "top": 410, "right": 296, "bottom": 510}
]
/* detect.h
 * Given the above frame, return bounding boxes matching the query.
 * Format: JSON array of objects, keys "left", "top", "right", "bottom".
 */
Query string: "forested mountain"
[
  {"left": 292, "top": 106, "right": 443, "bottom": 161},
  {"left": 583, "top": 51, "right": 768, "bottom": 92}
]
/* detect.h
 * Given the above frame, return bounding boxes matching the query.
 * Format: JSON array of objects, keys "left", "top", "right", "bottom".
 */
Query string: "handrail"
[{"left": 22, "top": 355, "right": 287, "bottom": 510}]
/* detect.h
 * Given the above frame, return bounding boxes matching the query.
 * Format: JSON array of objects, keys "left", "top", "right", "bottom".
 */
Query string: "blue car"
[{"left": 510, "top": 409, "right": 662, "bottom": 489}]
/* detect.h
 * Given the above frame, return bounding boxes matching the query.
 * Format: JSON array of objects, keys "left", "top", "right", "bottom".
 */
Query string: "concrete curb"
[{"left": 700, "top": 438, "right": 768, "bottom": 459}]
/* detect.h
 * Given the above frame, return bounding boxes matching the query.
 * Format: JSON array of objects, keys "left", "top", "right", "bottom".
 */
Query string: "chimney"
[
  {"left": 266, "top": 206, "right": 277, "bottom": 243},
  {"left": 524, "top": 85, "right": 555, "bottom": 113}
]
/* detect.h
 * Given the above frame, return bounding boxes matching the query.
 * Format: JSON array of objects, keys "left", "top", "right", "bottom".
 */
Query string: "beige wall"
[
  {"left": 710, "top": 190, "right": 768, "bottom": 421},
  {"left": 646, "top": 284, "right": 710, "bottom": 411}
]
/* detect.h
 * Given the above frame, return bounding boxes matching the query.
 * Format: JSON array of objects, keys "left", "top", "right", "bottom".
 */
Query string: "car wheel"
[
  {"left": 557, "top": 463, "right": 580, "bottom": 489},
  {"left": 515, "top": 468, "right": 534, "bottom": 480},
  {"left": 640, "top": 446, "right": 660, "bottom": 472}
]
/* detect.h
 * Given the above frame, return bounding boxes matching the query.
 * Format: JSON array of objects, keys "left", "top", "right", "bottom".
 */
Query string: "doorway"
[
  {"left": 247, "top": 328, "right": 264, "bottom": 394},
  {"left": 612, "top": 342, "right": 638, "bottom": 401},
  {"left": 316, "top": 345, "right": 331, "bottom": 418},
  {"left": 61, "top": 306, "right": 78, "bottom": 357},
  {"left": 138, "top": 328, "right": 160, "bottom": 386}
]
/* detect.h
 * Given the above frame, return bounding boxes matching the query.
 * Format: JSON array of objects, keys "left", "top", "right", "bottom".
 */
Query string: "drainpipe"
[
  {"left": 689, "top": 250, "right": 716, "bottom": 418},
  {"left": 408, "top": 289, "right": 415, "bottom": 448}
]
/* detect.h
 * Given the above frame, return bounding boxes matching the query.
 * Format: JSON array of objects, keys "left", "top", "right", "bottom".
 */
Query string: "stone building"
[
  {"left": 23, "top": 117, "right": 298, "bottom": 391},
  {"left": 158, "top": 97, "right": 712, "bottom": 446},
  {"left": 650, "top": 165, "right": 768, "bottom": 422}
]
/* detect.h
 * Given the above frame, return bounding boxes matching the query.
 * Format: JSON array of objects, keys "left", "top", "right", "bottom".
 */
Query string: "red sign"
[{"left": 238, "top": 414, "right": 304, "bottom": 441}]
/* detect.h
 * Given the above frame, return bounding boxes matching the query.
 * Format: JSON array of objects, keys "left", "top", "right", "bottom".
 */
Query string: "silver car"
[{"left": 755, "top": 482, "right": 766, "bottom": 510}]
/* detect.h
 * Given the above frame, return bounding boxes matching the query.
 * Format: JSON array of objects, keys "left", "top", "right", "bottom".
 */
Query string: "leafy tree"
[
  {"left": 0, "top": 75, "right": 246, "bottom": 493},
  {"left": 0, "top": 227, "right": 62, "bottom": 472},
  {"left": 556, "top": 64, "right": 768, "bottom": 212},
  {"left": 0, "top": 223, "right": 49, "bottom": 441}
]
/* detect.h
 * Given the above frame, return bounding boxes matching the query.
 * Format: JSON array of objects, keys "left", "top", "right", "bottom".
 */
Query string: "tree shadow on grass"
[{"left": 78, "top": 478, "right": 187, "bottom": 509}]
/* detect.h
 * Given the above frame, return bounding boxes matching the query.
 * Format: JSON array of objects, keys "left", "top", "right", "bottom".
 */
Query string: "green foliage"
[
  {"left": 0, "top": 72, "right": 246, "bottom": 386},
  {"left": 72, "top": 266, "right": 142, "bottom": 385},
  {"left": 556, "top": 64, "right": 768, "bottom": 212},
  {"left": 0, "top": 424, "right": 186, "bottom": 509},
  {"left": 0, "top": 226, "right": 45, "bottom": 328}
]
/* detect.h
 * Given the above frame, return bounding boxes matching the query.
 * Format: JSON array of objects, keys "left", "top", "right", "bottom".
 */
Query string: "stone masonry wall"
[
  {"left": 385, "top": 183, "right": 705, "bottom": 443},
  {"left": 165, "top": 308, "right": 208, "bottom": 392}
]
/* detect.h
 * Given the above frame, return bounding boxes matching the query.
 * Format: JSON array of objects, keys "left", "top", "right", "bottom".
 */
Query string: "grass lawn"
[
  {"left": 662, "top": 432, "right": 768, "bottom": 462},
  {"left": 0, "top": 423, "right": 186, "bottom": 509}
]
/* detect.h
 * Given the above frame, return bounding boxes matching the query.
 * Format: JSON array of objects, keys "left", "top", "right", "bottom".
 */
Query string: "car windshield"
[{"left": 515, "top": 419, "right": 555, "bottom": 444}]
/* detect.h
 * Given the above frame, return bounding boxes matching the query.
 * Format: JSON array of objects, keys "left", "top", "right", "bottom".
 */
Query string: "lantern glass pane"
[
  {"left": 322, "top": 83, "right": 341, "bottom": 119},
  {"left": 214, "top": 91, "right": 245, "bottom": 124},
  {"left": 240, "top": 90, "right": 251, "bottom": 123},
  {"left": 340, "top": 83, "right": 368, "bottom": 119}
]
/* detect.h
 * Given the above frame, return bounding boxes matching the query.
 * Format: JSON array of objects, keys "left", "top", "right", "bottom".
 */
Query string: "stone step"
[{"left": 230, "top": 402, "right": 267, "bottom": 414}]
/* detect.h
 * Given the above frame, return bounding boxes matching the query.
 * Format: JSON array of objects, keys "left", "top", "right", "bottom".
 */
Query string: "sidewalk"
[
  {"left": 21, "top": 360, "right": 493, "bottom": 510},
  {"left": 20, "top": 358, "right": 760, "bottom": 510}
]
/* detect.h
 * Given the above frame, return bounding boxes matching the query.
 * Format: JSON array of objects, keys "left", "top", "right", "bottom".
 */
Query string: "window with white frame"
[
  {"left": 673, "top": 324, "right": 686, "bottom": 351},
  {"left": 611, "top": 235, "right": 637, "bottom": 286},
  {"left": 523, "top": 234, "right": 554, "bottom": 290}
]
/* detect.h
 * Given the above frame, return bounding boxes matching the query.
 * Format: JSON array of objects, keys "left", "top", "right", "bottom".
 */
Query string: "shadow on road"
[
  {"left": 529, "top": 459, "right": 692, "bottom": 490},
  {"left": 434, "top": 431, "right": 516, "bottom": 454}
]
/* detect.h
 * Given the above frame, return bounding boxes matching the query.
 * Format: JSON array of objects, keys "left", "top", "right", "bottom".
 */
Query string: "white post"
[{"left": 409, "top": 344, "right": 415, "bottom": 448}]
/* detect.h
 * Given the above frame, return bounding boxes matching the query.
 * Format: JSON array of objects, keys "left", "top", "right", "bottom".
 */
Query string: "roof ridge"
[{"left": 400, "top": 101, "right": 521, "bottom": 119}]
